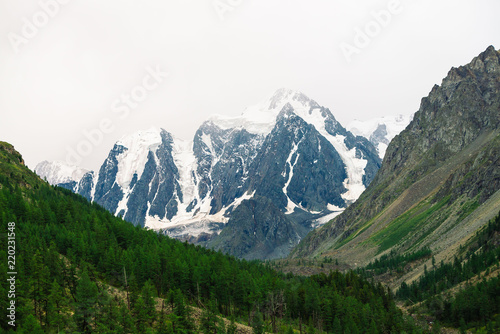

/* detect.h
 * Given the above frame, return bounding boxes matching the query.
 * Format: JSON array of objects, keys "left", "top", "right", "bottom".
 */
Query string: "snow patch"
[
  {"left": 311, "top": 210, "right": 344, "bottom": 229},
  {"left": 144, "top": 190, "right": 256, "bottom": 237},
  {"left": 172, "top": 138, "right": 198, "bottom": 209},
  {"left": 115, "top": 127, "right": 162, "bottom": 188},
  {"left": 282, "top": 140, "right": 302, "bottom": 214}
]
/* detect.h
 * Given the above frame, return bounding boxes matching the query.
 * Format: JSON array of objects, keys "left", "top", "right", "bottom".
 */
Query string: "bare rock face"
[{"left": 207, "top": 196, "right": 307, "bottom": 260}]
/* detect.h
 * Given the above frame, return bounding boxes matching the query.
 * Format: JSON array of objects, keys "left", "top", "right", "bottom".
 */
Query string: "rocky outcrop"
[{"left": 207, "top": 196, "right": 307, "bottom": 260}]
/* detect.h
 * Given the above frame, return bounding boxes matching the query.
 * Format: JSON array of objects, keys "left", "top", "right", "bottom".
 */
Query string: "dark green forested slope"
[
  {"left": 396, "top": 212, "right": 500, "bottom": 332},
  {"left": 0, "top": 141, "right": 421, "bottom": 333}
]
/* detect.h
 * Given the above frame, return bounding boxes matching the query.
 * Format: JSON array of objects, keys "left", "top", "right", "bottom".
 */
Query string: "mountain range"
[
  {"left": 36, "top": 45, "right": 500, "bottom": 267},
  {"left": 36, "top": 88, "right": 385, "bottom": 259},
  {"left": 12, "top": 44, "right": 500, "bottom": 333}
]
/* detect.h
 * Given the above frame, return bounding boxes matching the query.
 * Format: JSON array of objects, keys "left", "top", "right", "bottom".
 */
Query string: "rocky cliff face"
[
  {"left": 207, "top": 196, "right": 307, "bottom": 260},
  {"left": 193, "top": 122, "right": 262, "bottom": 214},
  {"left": 291, "top": 46, "right": 500, "bottom": 271},
  {"left": 248, "top": 104, "right": 347, "bottom": 213}
]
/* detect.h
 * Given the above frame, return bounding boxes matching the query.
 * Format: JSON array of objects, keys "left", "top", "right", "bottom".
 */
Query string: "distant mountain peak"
[
  {"left": 35, "top": 160, "right": 89, "bottom": 186},
  {"left": 116, "top": 127, "right": 167, "bottom": 149},
  {"left": 208, "top": 89, "right": 325, "bottom": 135},
  {"left": 269, "top": 88, "right": 319, "bottom": 110},
  {"left": 347, "top": 114, "right": 413, "bottom": 158}
]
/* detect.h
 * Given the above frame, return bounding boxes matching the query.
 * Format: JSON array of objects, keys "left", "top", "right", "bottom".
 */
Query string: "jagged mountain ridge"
[
  {"left": 291, "top": 46, "right": 500, "bottom": 280},
  {"left": 36, "top": 89, "right": 382, "bottom": 259}
]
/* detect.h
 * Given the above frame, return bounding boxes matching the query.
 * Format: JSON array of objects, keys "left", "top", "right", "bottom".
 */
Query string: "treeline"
[
  {"left": 397, "top": 212, "right": 500, "bottom": 331},
  {"left": 442, "top": 276, "right": 500, "bottom": 331},
  {"left": 0, "top": 165, "right": 421, "bottom": 333},
  {"left": 397, "top": 212, "right": 500, "bottom": 302},
  {"left": 362, "top": 247, "right": 432, "bottom": 276}
]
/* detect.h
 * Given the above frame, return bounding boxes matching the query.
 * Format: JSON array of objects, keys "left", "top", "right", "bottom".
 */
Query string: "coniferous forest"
[
  {"left": 0, "top": 142, "right": 421, "bottom": 333},
  {"left": 396, "top": 213, "right": 500, "bottom": 332}
]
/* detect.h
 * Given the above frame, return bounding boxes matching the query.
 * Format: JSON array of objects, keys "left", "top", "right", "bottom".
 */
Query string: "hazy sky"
[{"left": 1, "top": 0, "right": 500, "bottom": 171}]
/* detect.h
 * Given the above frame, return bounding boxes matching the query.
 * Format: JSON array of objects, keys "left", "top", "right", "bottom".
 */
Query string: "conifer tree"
[
  {"left": 252, "top": 311, "right": 265, "bottom": 334},
  {"left": 74, "top": 270, "right": 98, "bottom": 333}
]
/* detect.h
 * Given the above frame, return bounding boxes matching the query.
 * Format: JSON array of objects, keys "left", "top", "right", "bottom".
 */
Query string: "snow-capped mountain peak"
[
  {"left": 115, "top": 127, "right": 166, "bottom": 188},
  {"left": 35, "top": 160, "right": 89, "bottom": 186},
  {"left": 209, "top": 88, "right": 325, "bottom": 135},
  {"left": 116, "top": 126, "right": 164, "bottom": 149},
  {"left": 37, "top": 89, "right": 385, "bottom": 260},
  {"left": 268, "top": 88, "right": 319, "bottom": 111}
]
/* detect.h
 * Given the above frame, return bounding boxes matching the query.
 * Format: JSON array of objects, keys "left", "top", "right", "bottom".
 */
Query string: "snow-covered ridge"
[
  {"left": 209, "top": 88, "right": 320, "bottom": 135},
  {"left": 347, "top": 114, "right": 413, "bottom": 158},
  {"left": 114, "top": 127, "right": 163, "bottom": 188},
  {"left": 35, "top": 160, "right": 89, "bottom": 185},
  {"left": 348, "top": 114, "right": 411, "bottom": 140}
]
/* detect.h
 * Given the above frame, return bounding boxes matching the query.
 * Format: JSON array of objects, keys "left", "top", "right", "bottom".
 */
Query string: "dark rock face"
[
  {"left": 93, "top": 144, "right": 126, "bottom": 214},
  {"left": 193, "top": 121, "right": 263, "bottom": 214},
  {"left": 123, "top": 131, "right": 180, "bottom": 227},
  {"left": 57, "top": 181, "right": 77, "bottom": 191},
  {"left": 76, "top": 171, "right": 94, "bottom": 201},
  {"left": 207, "top": 196, "right": 306, "bottom": 260},
  {"left": 248, "top": 104, "right": 347, "bottom": 212},
  {"left": 370, "top": 124, "right": 389, "bottom": 146},
  {"left": 193, "top": 122, "right": 222, "bottom": 201}
]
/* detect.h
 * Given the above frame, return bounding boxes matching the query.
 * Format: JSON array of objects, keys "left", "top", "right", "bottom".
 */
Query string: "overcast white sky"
[{"left": 1, "top": 0, "right": 500, "bottom": 171}]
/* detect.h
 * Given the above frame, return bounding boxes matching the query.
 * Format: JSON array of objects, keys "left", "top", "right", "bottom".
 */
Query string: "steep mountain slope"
[
  {"left": 291, "top": 46, "right": 500, "bottom": 274},
  {"left": 37, "top": 89, "right": 381, "bottom": 259}
]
